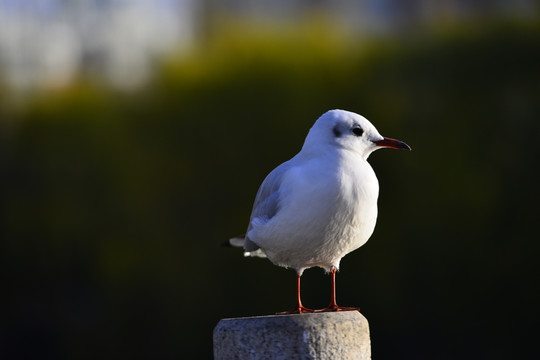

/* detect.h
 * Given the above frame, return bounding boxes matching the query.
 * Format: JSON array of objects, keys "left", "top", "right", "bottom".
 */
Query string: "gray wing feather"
[{"left": 243, "top": 161, "right": 292, "bottom": 252}]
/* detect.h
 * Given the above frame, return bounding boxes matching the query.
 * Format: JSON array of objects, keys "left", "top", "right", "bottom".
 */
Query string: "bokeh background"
[{"left": 2, "top": 1, "right": 540, "bottom": 359}]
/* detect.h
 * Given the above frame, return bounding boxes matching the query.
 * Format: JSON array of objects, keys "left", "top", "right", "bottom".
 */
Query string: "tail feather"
[
  {"left": 226, "top": 235, "right": 267, "bottom": 258},
  {"left": 228, "top": 236, "right": 245, "bottom": 248}
]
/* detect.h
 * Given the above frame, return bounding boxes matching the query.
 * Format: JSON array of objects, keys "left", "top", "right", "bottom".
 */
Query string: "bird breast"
[{"left": 254, "top": 153, "right": 379, "bottom": 270}]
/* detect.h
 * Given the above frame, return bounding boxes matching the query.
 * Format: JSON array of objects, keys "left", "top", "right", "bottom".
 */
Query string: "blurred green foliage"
[{"left": 3, "top": 21, "right": 540, "bottom": 359}]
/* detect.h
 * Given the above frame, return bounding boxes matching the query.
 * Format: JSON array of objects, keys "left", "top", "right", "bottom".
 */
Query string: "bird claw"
[
  {"left": 315, "top": 305, "right": 359, "bottom": 313},
  {"left": 276, "top": 306, "right": 314, "bottom": 315}
]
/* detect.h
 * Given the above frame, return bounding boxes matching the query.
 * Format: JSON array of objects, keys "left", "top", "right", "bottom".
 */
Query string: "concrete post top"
[
  {"left": 214, "top": 311, "right": 371, "bottom": 360},
  {"left": 216, "top": 310, "right": 368, "bottom": 328}
]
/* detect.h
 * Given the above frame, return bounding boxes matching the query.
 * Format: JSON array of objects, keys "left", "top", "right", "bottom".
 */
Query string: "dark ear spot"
[{"left": 333, "top": 125, "right": 342, "bottom": 138}]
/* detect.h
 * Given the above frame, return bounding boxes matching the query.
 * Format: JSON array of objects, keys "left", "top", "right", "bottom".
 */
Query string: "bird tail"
[
  {"left": 227, "top": 235, "right": 267, "bottom": 258},
  {"left": 228, "top": 236, "right": 246, "bottom": 248}
]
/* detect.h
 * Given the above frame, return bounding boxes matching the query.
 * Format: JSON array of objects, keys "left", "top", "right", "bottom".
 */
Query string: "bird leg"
[
  {"left": 316, "top": 267, "right": 359, "bottom": 312},
  {"left": 276, "top": 272, "right": 313, "bottom": 314}
]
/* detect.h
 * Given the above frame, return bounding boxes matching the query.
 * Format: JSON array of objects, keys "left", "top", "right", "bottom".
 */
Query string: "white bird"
[{"left": 230, "top": 109, "right": 411, "bottom": 313}]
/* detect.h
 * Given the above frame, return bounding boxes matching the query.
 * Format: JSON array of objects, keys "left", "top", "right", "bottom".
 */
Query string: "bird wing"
[{"left": 242, "top": 161, "right": 292, "bottom": 253}]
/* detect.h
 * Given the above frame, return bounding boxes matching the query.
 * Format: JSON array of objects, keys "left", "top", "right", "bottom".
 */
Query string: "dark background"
[{"left": 2, "top": 7, "right": 540, "bottom": 360}]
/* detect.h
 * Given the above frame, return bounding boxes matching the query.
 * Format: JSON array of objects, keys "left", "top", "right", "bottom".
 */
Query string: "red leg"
[
  {"left": 316, "top": 267, "right": 359, "bottom": 312},
  {"left": 276, "top": 272, "right": 313, "bottom": 314}
]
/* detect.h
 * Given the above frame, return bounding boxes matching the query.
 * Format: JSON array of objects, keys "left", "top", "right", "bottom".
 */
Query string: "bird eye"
[{"left": 352, "top": 127, "right": 364, "bottom": 136}]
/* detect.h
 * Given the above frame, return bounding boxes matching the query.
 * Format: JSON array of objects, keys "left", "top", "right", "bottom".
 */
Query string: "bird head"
[{"left": 303, "top": 109, "right": 411, "bottom": 159}]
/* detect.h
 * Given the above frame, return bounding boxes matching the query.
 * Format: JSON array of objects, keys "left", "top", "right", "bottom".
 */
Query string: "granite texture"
[{"left": 213, "top": 311, "right": 370, "bottom": 359}]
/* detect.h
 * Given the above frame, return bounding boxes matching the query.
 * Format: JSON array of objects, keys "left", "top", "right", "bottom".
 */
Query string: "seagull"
[{"left": 230, "top": 109, "right": 411, "bottom": 314}]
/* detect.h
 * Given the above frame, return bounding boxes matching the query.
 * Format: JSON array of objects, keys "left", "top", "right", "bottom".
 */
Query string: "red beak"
[{"left": 374, "top": 137, "right": 411, "bottom": 150}]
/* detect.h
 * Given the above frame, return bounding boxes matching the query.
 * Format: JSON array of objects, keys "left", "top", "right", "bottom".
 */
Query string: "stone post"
[{"left": 213, "top": 311, "right": 370, "bottom": 359}]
